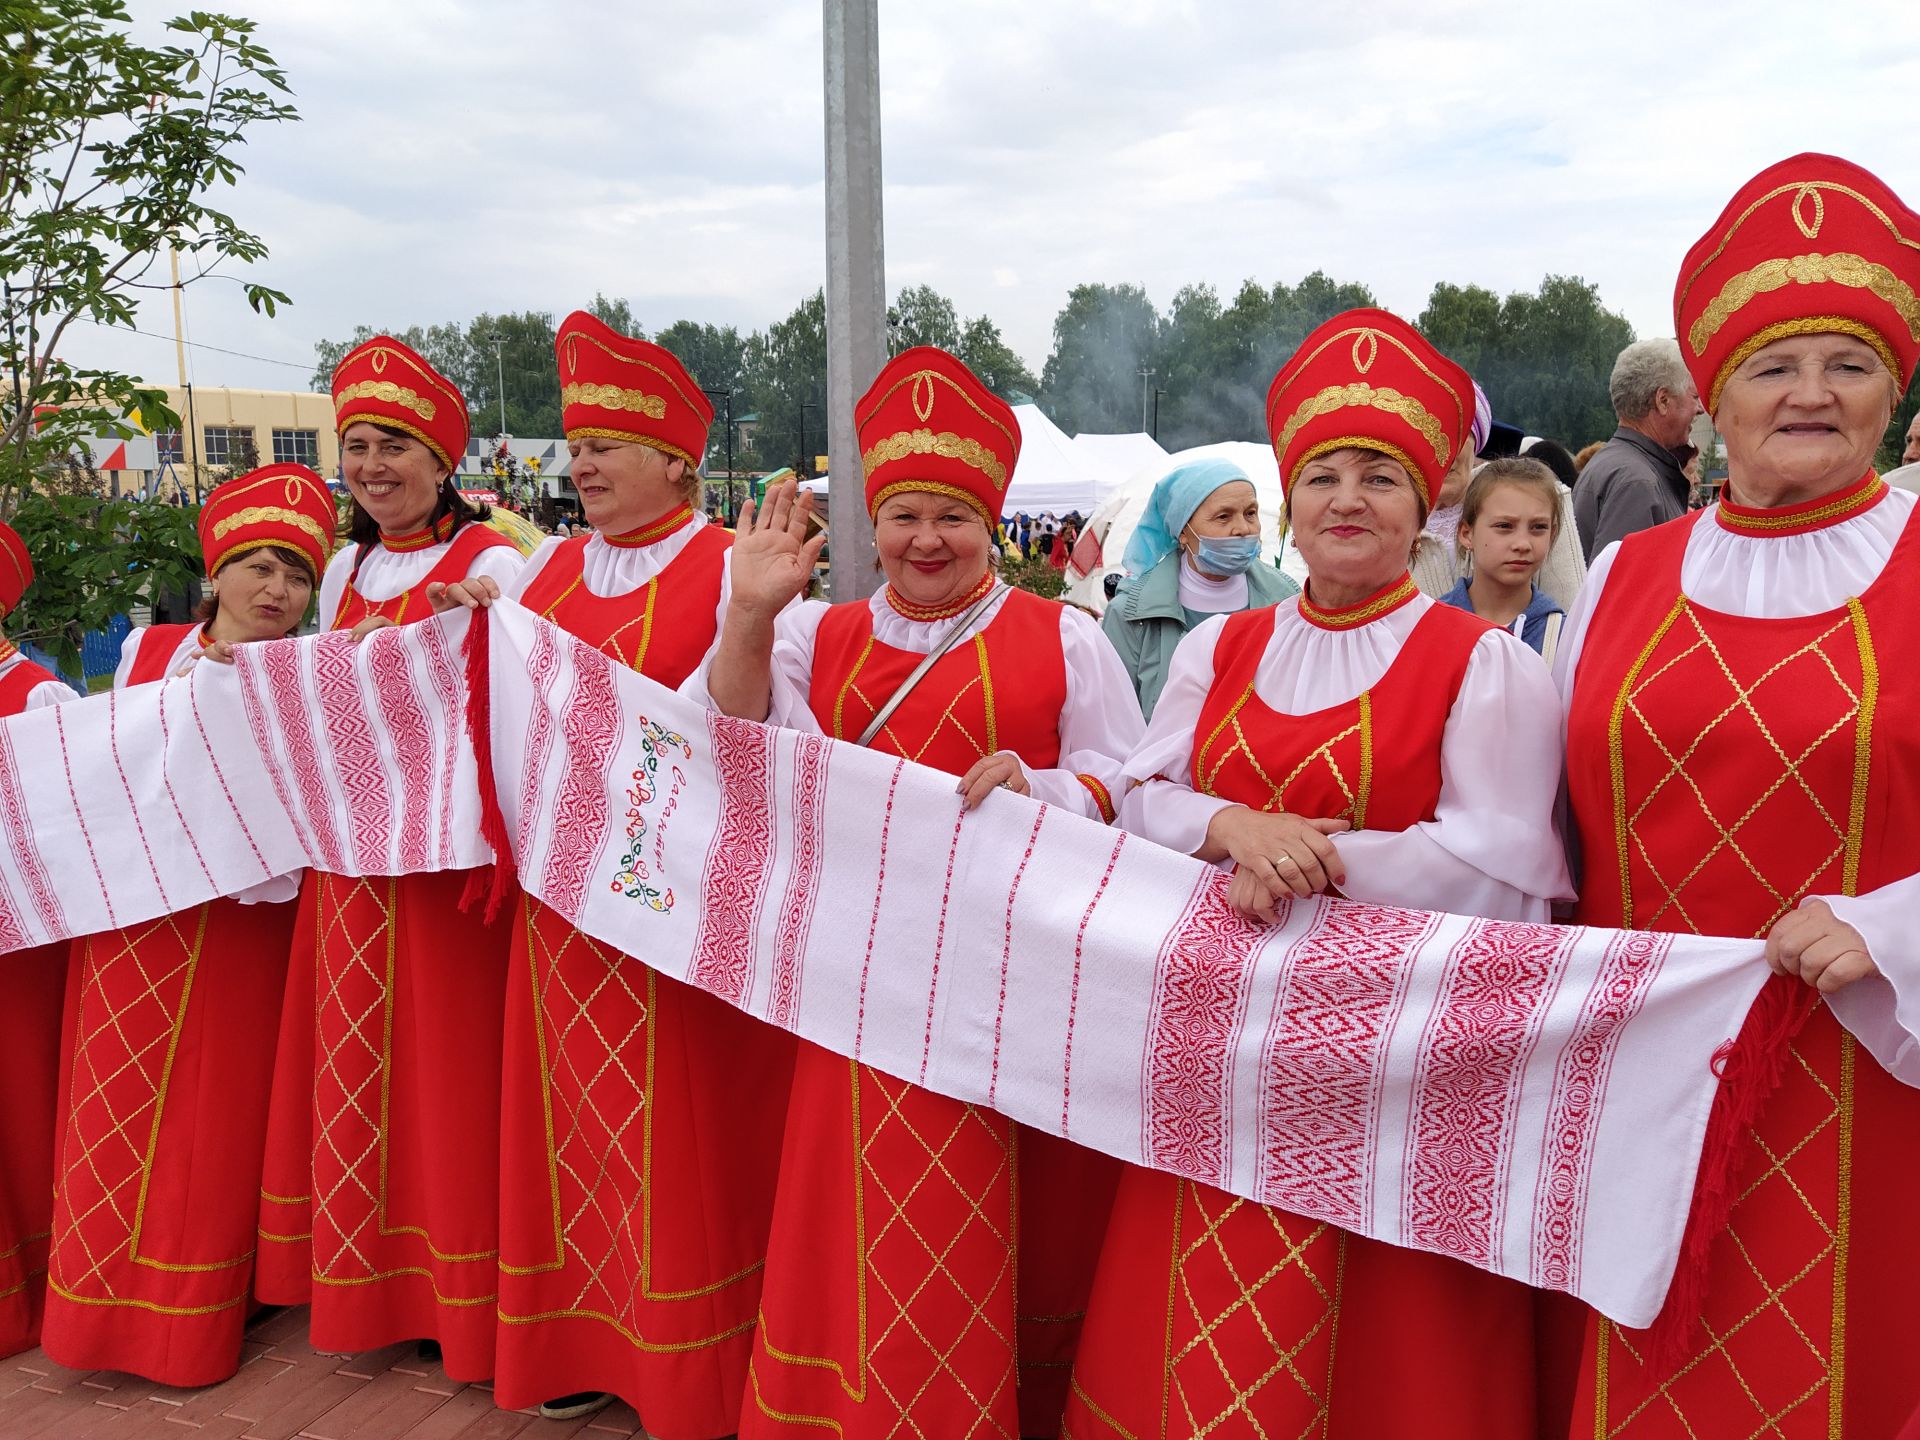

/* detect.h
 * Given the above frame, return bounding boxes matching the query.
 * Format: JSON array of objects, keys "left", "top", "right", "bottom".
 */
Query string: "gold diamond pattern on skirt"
[
  {"left": 51, "top": 910, "right": 207, "bottom": 1296},
  {"left": 1168, "top": 1183, "right": 1343, "bottom": 1440},
  {"left": 310, "top": 876, "right": 395, "bottom": 1280},
  {"left": 1600, "top": 1030, "right": 1851, "bottom": 1439},
  {"left": 1623, "top": 609, "right": 1862, "bottom": 938},
  {"left": 861, "top": 1068, "right": 1017, "bottom": 1438},
  {"left": 530, "top": 915, "right": 652, "bottom": 1322}
]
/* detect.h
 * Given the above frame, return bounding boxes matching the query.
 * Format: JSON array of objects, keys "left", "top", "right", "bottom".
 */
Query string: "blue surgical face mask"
[{"left": 1191, "top": 534, "right": 1261, "bottom": 576}]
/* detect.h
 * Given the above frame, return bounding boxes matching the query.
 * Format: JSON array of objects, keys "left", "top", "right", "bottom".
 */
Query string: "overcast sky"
[{"left": 62, "top": 0, "right": 1920, "bottom": 404}]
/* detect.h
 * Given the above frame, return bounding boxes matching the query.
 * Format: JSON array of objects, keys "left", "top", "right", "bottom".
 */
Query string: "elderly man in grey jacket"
[{"left": 1573, "top": 338, "right": 1705, "bottom": 559}]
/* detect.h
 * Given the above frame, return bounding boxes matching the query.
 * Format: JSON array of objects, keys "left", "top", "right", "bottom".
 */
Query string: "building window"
[
  {"left": 271, "top": 428, "right": 320, "bottom": 467},
  {"left": 156, "top": 431, "right": 183, "bottom": 463},
  {"left": 202, "top": 425, "right": 255, "bottom": 470}
]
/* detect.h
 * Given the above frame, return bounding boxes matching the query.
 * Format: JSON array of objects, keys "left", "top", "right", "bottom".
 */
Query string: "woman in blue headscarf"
[{"left": 1099, "top": 457, "right": 1298, "bottom": 718}]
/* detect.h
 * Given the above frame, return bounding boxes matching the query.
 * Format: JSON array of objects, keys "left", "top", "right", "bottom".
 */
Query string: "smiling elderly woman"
[
  {"left": 699, "top": 345, "right": 1142, "bottom": 1438},
  {"left": 1554, "top": 153, "right": 1920, "bottom": 1438},
  {"left": 1062, "top": 310, "right": 1571, "bottom": 1440}
]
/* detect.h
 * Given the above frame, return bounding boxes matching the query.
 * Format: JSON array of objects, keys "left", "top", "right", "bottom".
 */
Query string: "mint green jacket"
[{"left": 1099, "top": 553, "right": 1300, "bottom": 721}]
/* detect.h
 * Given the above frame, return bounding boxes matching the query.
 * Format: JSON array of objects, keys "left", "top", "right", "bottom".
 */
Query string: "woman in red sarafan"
[
  {"left": 485, "top": 311, "right": 796, "bottom": 1437},
  {"left": 251, "top": 337, "right": 526, "bottom": 1381},
  {"left": 0, "top": 520, "right": 81, "bottom": 1359},
  {"left": 38, "top": 466, "right": 333, "bottom": 1385},
  {"left": 696, "top": 345, "right": 1144, "bottom": 1438},
  {"left": 1555, "top": 153, "right": 1920, "bottom": 1439},
  {"left": 1062, "top": 310, "right": 1572, "bottom": 1440}
]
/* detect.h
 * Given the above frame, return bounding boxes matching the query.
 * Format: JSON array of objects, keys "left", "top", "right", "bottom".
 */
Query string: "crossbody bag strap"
[{"left": 855, "top": 583, "right": 1005, "bottom": 748}]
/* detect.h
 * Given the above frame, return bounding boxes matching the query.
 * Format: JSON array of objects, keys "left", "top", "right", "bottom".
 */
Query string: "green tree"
[
  {"left": 740, "top": 290, "right": 826, "bottom": 474},
  {"left": 466, "top": 310, "right": 560, "bottom": 439},
  {"left": 654, "top": 319, "right": 749, "bottom": 466},
  {"left": 587, "top": 292, "right": 639, "bottom": 337},
  {"left": 0, "top": 0, "right": 296, "bottom": 666},
  {"left": 1039, "top": 282, "right": 1161, "bottom": 434},
  {"left": 1879, "top": 387, "right": 1919, "bottom": 473},
  {"left": 957, "top": 314, "right": 1039, "bottom": 400},
  {"left": 310, "top": 321, "right": 473, "bottom": 399},
  {"left": 890, "top": 284, "right": 961, "bottom": 352},
  {"left": 1418, "top": 275, "right": 1634, "bottom": 446}
]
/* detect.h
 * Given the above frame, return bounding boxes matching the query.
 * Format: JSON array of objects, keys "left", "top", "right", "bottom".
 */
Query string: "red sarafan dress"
[
  {"left": 0, "top": 646, "right": 77, "bottom": 1359},
  {"left": 38, "top": 624, "right": 300, "bottom": 1385},
  {"left": 490, "top": 512, "right": 797, "bottom": 1437},
  {"left": 1064, "top": 585, "right": 1553, "bottom": 1440},
  {"left": 1560, "top": 479, "right": 1920, "bottom": 1438},
  {"left": 253, "top": 519, "right": 524, "bottom": 1380},
  {"left": 739, "top": 581, "right": 1136, "bottom": 1439}
]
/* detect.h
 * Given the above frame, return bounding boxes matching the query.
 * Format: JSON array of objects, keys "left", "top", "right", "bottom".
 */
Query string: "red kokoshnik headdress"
[
  {"left": 1265, "top": 308, "right": 1473, "bottom": 507},
  {"left": 856, "top": 346, "right": 1022, "bottom": 526},
  {"left": 1674, "top": 152, "right": 1920, "bottom": 411}
]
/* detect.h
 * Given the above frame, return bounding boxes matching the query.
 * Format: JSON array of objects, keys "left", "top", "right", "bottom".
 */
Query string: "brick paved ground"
[{"left": 0, "top": 1307, "right": 654, "bottom": 1439}]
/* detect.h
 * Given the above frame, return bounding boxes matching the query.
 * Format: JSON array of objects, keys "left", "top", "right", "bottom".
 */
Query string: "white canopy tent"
[
  {"left": 1069, "top": 432, "right": 1169, "bottom": 498},
  {"left": 1063, "top": 440, "right": 1309, "bottom": 614},
  {"left": 798, "top": 403, "right": 1113, "bottom": 517}
]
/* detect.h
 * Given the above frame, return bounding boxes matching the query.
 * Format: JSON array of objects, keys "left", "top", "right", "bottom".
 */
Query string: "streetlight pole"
[
  {"left": 488, "top": 332, "right": 507, "bottom": 434},
  {"left": 1138, "top": 365, "right": 1155, "bottom": 433}
]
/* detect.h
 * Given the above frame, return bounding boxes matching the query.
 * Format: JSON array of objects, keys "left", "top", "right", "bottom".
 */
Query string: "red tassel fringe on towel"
[
  {"left": 458, "top": 608, "right": 515, "bottom": 921},
  {"left": 1640, "top": 972, "right": 1818, "bottom": 1368}
]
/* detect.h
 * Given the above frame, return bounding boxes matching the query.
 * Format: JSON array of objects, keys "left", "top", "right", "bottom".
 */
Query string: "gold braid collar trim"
[
  {"left": 1708, "top": 316, "right": 1906, "bottom": 410},
  {"left": 381, "top": 514, "right": 456, "bottom": 553},
  {"left": 604, "top": 505, "right": 695, "bottom": 549},
  {"left": 1716, "top": 470, "right": 1887, "bottom": 536},
  {"left": 883, "top": 571, "right": 997, "bottom": 622},
  {"left": 337, "top": 379, "right": 438, "bottom": 422},
  {"left": 565, "top": 428, "right": 697, "bottom": 467},
  {"left": 562, "top": 381, "right": 667, "bottom": 421},
  {"left": 1298, "top": 572, "right": 1417, "bottom": 630},
  {"left": 867, "top": 479, "right": 998, "bottom": 529},
  {"left": 862, "top": 427, "right": 1009, "bottom": 489},
  {"left": 1274, "top": 383, "right": 1450, "bottom": 473}
]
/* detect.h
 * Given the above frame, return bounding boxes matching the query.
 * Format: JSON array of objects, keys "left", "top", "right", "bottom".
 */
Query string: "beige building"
[{"left": 135, "top": 386, "right": 340, "bottom": 499}]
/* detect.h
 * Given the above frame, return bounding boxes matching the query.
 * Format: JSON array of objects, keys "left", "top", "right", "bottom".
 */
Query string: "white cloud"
[{"left": 61, "top": 0, "right": 1920, "bottom": 413}]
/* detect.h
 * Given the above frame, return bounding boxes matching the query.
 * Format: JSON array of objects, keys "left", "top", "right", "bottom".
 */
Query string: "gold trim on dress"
[
  {"left": 1717, "top": 474, "right": 1886, "bottom": 535},
  {"left": 882, "top": 571, "right": 996, "bottom": 623},
  {"left": 603, "top": 505, "right": 694, "bottom": 549},
  {"left": 1298, "top": 573, "right": 1417, "bottom": 630}
]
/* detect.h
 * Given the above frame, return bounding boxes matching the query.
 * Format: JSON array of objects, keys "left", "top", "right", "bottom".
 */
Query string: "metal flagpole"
[{"left": 823, "top": 0, "right": 887, "bottom": 599}]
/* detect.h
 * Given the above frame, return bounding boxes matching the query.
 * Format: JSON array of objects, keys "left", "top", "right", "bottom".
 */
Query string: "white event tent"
[
  {"left": 1063, "top": 440, "right": 1309, "bottom": 614},
  {"left": 797, "top": 405, "right": 1156, "bottom": 518},
  {"left": 1069, "top": 431, "right": 1169, "bottom": 491}
]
